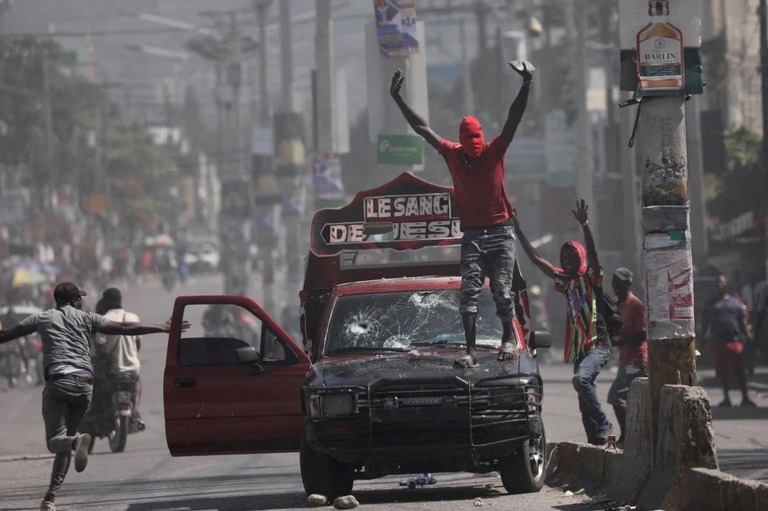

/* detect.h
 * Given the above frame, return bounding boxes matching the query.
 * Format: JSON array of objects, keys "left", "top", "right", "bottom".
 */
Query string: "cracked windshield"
[{"left": 325, "top": 289, "right": 503, "bottom": 354}]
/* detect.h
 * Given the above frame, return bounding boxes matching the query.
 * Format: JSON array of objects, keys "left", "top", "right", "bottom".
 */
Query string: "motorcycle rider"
[{"left": 93, "top": 288, "right": 144, "bottom": 426}]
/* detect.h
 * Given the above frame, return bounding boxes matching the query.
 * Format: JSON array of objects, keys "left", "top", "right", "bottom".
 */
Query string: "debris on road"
[
  {"left": 333, "top": 495, "right": 359, "bottom": 509},
  {"left": 473, "top": 497, "right": 484, "bottom": 506},
  {"left": 307, "top": 494, "right": 328, "bottom": 506},
  {"left": 398, "top": 473, "right": 437, "bottom": 489}
]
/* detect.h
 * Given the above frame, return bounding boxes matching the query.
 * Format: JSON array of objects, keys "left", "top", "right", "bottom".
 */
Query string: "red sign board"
[{"left": 310, "top": 172, "right": 461, "bottom": 256}]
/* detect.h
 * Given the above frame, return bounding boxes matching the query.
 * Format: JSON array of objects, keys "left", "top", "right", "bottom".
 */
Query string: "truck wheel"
[
  {"left": 109, "top": 416, "right": 128, "bottom": 453},
  {"left": 407, "top": 480, "right": 416, "bottom": 490},
  {"left": 499, "top": 413, "right": 546, "bottom": 494},
  {"left": 300, "top": 434, "right": 353, "bottom": 499}
]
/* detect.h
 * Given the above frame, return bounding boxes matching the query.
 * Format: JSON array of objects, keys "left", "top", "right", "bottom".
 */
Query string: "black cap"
[
  {"left": 614, "top": 267, "right": 633, "bottom": 283},
  {"left": 53, "top": 282, "right": 87, "bottom": 304}
]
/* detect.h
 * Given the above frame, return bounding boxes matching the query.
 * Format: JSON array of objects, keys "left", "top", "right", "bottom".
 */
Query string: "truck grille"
[{"left": 349, "top": 382, "right": 530, "bottom": 450}]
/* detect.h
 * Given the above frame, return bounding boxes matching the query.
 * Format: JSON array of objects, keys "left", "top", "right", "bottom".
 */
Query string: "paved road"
[{"left": 0, "top": 273, "right": 766, "bottom": 510}]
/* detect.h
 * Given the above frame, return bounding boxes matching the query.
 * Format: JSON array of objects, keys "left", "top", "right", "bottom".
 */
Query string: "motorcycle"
[
  {"left": 0, "top": 340, "right": 22, "bottom": 388},
  {"left": 79, "top": 373, "right": 144, "bottom": 453}
]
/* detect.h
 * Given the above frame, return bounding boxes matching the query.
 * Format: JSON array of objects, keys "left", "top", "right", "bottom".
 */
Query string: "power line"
[{"left": 0, "top": 26, "right": 217, "bottom": 38}]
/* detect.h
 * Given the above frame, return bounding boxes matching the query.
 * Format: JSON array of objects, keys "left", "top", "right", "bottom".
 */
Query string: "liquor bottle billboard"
[{"left": 619, "top": 0, "right": 703, "bottom": 96}]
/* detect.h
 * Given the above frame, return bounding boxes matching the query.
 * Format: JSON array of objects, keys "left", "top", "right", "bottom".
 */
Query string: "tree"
[
  {"left": 0, "top": 36, "right": 182, "bottom": 238},
  {"left": 705, "top": 127, "right": 763, "bottom": 220}
]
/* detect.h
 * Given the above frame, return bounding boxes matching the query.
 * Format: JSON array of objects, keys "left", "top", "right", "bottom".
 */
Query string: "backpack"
[{"left": 594, "top": 285, "right": 623, "bottom": 344}]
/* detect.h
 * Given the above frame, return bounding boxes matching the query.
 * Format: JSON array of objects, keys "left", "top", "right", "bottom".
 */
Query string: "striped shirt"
[{"left": 553, "top": 267, "right": 604, "bottom": 363}]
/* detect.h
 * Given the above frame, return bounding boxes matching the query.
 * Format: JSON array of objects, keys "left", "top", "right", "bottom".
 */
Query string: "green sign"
[{"left": 377, "top": 134, "right": 423, "bottom": 165}]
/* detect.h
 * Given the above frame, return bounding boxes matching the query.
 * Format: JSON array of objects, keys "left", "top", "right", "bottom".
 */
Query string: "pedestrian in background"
[
  {"left": 514, "top": 200, "right": 614, "bottom": 445},
  {"left": 0, "top": 282, "right": 187, "bottom": 511},
  {"left": 702, "top": 274, "right": 756, "bottom": 408},
  {"left": 607, "top": 268, "right": 647, "bottom": 448}
]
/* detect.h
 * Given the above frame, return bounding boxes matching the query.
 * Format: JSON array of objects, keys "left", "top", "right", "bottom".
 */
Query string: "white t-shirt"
[{"left": 96, "top": 308, "right": 141, "bottom": 374}]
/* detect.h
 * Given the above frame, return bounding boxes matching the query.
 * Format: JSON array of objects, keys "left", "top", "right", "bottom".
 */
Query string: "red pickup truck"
[{"left": 163, "top": 172, "right": 550, "bottom": 499}]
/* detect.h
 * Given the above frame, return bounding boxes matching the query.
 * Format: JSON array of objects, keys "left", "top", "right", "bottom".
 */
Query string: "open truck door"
[{"left": 164, "top": 295, "right": 311, "bottom": 456}]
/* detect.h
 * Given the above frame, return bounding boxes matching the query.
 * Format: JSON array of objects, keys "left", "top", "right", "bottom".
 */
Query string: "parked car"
[
  {"left": 184, "top": 243, "right": 220, "bottom": 273},
  {"left": 162, "top": 173, "right": 551, "bottom": 499}
]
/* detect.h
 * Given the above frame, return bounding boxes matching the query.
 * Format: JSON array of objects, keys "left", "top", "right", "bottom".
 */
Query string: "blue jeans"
[
  {"left": 572, "top": 346, "right": 612, "bottom": 443},
  {"left": 459, "top": 224, "right": 517, "bottom": 321},
  {"left": 41, "top": 376, "right": 92, "bottom": 496}
]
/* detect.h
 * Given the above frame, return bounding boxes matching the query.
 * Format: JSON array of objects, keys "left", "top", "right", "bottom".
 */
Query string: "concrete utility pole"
[
  {"left": 279, "top": 1, "right": 294, "bottom": 112},
  {"left": 186, "top": 10, "right": 260, "bottom": 296},
  {"left": 686, "top": 96, "right": 708, "bottom": 265},
  {"left": 254, "top": 0, "right": 271, "bottom": 127},
  {"left": 564, "top": 0, "right": 595, "bottom": 227},
  {"left": 760, "top": 0, "right": 768, "bottom": 279},
  {"left": 315, "top": 0, "right": 334, "bottom": 154},
  {"left": 41, "top": 54, "right": 54, "bottom": 211},
  {"left": 636, "top": 96, "right": 697, "bottom": 427}
]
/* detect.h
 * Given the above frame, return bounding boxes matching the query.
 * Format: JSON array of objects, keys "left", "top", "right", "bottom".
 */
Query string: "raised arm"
[
  {"left": 0, "top": 323, "right": 36, "bottom": 345},
  {"left": 499, "top": 60, "right": 533, "bottom": 148},
  {"left": 390, "top": 68, "right": 441, "bottom": 150},
  {"left": 512, "top": 212, "right": 558, "bottom": 280},
  {"left": 572, "top": 199, "right": 600, "bottom": 274},
  {"left": 97, "top": 319, "right": 190, "bottom": 336}
]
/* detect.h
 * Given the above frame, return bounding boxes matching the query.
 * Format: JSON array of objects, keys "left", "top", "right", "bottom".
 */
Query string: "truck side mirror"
[
  {"left": 235, "top": 346, "right": 259, "bottom": 364},
  {"left": 530, "top": 331, "right": 551, "bottom": 350}
]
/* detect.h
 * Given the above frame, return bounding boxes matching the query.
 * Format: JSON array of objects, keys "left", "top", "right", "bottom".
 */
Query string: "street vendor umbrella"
[
  {"left": 11, "top": 267, "right": 50, "bottom": 288},
  {"left": 144, "top": 234, "right": 174, "bottom": 247}
]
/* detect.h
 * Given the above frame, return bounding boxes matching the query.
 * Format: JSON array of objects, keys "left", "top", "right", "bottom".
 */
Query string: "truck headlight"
[{"left": 307, "top": 391, "right": 355, "bottom": 417}]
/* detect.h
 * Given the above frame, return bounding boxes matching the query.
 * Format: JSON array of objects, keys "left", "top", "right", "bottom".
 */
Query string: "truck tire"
[
  {"left": 300, "top": 434, "right": 353, "bottom": 499},
  {"left": 499, "top": 413, "right": 546, "bottom": 494}
]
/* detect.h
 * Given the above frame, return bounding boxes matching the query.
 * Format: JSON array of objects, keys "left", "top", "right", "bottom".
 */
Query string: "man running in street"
[
  {"left": 390, "top": 60, "right": 533, "bottom": 367},
  {"left": 513, "top": 201, "right": 614, "bottom": 445},
  {"left": 0, "top": 282, "right": 189, "bottom": 511}
]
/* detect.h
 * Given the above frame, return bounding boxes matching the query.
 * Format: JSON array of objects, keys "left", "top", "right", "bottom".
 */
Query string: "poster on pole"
[
  {"left": 312, "top": 154, "right": 345, "bottom": 201},
  {"left": 646, "top": 248, "right": 694, "bottom": 322},
  {"left": 373, "top": 0, "right": 419, "bottom": 58},
  {"left": 619, "top": 0, "right": 703, "bottom": 96}
]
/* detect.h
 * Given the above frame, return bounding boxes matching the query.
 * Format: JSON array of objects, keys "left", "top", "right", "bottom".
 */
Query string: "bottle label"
[{"left": 638, "top": 36, "right": 683, "bottom": 78}]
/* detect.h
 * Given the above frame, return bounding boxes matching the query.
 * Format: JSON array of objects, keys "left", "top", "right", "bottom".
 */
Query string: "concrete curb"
[
  {"left": 546, "top": 378, "right": 768, "bottom": 510},
  {"left": 546, "top": 441, "right": 768, "bottom": 510}
]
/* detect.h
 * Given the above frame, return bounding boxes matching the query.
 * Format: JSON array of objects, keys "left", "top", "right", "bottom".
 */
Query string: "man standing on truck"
[
  {"left": 389, "top": 60, "right": 533, "bottom": 368},
  {"left": 512, "top": 201, "right": 615, "bottom": 445}
]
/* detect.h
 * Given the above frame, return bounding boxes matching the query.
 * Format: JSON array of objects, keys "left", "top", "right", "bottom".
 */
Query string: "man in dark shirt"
[
  {"left": 607, "top": 268, "right": 647, "bottom": 448},
  {"left": 702, "top": 274, "right": 755, "bottom": 408},
  {"left": 390, "top": 60, "right": 533, "bottom": 367},
  {"left": 0, "top": 282, "right": 189, "bottom": 511}
]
